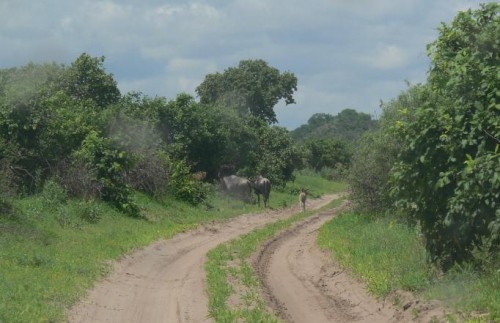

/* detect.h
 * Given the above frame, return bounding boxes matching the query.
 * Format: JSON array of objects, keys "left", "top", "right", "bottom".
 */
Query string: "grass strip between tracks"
[{"left": 205, "top": 197, "right": 344, "bottom": 322}]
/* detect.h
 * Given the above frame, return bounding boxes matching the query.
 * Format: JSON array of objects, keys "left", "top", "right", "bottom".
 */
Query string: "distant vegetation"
[
  {"left": 0, "top": 53, "right": 369, "bottom": 213},
  {"left": 0, "top": 56, "right": 304, "bottom": 215},
  {"left": 290, "top": 109, "right": 377, "bottom": 143}
]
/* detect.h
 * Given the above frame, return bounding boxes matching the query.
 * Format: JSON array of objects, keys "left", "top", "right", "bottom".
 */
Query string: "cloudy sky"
[{"left": 0, "top": 0, "right": 486, "bottom": 129}]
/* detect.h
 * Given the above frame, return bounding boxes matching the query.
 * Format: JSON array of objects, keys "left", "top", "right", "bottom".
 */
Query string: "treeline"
[
  {"left": 0, "top": 56, "right": 370, "bottom": 216},
  {"left": 290, "top": 109, "right": 378, "bottom": 178},
  {"left": 348, "top": 3, "right": 499, "bottom": 270},
  {"left": 291, "top": 109, "right": 377, "bottom": 143}
]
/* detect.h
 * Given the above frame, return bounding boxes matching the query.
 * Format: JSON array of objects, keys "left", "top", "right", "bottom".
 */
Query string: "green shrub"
[
  {"left": 75, "top": 131, "right": 140, "bottom": 217},
  {"left": 168, "top": 159, "right": 210, "bottom": 205}
]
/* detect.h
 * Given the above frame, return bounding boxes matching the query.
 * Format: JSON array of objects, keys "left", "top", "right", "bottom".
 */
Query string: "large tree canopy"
[{"left": 195, "top": 59, "right": 297, "bottom": 124}]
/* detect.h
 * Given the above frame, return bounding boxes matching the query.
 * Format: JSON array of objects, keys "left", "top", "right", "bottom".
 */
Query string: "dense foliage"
[
  {"left": 290, "top": 109, "right": 377, "bottom": 143},
  {"left": 0, "top": 55, "right": 302, "bottom": 213},
  {"left": 391, "top": 3, "right": 499, "bottom": 268},
  {"left": 348, "top": 84, "right": 427, "bottom": 212},
  {"left": 349, "top": 3, "right": 499, "bottom": 269}
]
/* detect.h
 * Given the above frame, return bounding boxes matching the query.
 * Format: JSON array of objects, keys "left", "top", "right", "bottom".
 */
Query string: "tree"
[
  {"left": 391, "top": 3, "right": 499, "bottom": 268},
  {"left": 158, "top": 93, "right": 258, "bottom": 180},
  {"left": 348, "top": 84, "right": 426, "bottom": 212},
  {"left": 290, "top": 109, "right": 377, "bottom": 143},
  {"left": 244, "top": 124, "right": 300, "bottom": 188},
  {"left": 196, "top": 59, "right": 297, "bottom": 124},
  {"left": 304, "top": 138, "right": 350, "bottom": 172},
  {"left": 63, "top": 53, "right": 121, "bottom": 108}
]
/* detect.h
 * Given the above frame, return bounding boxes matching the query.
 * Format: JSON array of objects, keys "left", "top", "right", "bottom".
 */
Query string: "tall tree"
[
  {"left": 196, "top": 59, "right": 297, "bottom": 124},
  {"left": 63, "top": 53, "right": 121, "bottom": 108}
]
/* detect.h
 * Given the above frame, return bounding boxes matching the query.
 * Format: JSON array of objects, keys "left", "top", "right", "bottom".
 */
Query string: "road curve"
[
  {"left": 254, "top": 202, "right": 399, "bottom": 323},
  {"left": 67, "top": 194, "right": 339, "bottom": 323}
]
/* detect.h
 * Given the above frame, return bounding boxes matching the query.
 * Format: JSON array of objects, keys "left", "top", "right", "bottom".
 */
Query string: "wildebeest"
[
  {"left": 251, "top": 175, "right": 271, "bottom": 207},
  {"left": 299, "top": 189, "right": 308, "bottom": 212},
  {"left": 220, "top": 175, "right": 252, "bottom": 202}
]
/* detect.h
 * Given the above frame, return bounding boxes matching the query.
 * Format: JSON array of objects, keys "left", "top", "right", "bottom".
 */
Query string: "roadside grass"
[
  {"left": 317, "top": 212, "right": 500, "bottom": 322},
  {"left": 423, "top": 262, "right": 500, "bottom": 322},
  {"left": 205, "top": 195, "right": 345, "bottom": 322},
  {"left": 0, "top": 174, "right": 343, "bottom": 322}
]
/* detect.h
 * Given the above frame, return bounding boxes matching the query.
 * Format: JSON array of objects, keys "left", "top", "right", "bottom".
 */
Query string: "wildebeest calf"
[{"left": 299, "top": 189, "right": 308, "bottom": 212}]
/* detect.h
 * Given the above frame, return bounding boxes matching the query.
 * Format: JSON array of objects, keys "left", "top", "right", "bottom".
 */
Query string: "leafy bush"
[
  {"left": 54, "top": 158, "right": 101, "bottom": 200},
  {"left": 168, "top": 159, "right": 210, "bottom": 205},
  {"left": 348, "top": 131, "right": 392, "bottom": 212},
  {"left": 348, "top": 84, "right": 424, "bottom": 212},
  {"left": 76, "top": 201, "right": 102, "bottom": 224},
  {"left": 391, "top": 4, "right": 500, "bottom": 268},
  {"left": 75, "top": 131, "right": 139, "bottom": 217}
]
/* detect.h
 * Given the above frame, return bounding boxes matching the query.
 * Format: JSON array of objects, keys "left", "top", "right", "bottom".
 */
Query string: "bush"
[
  {"left": 391, "top": 4, "right": 500, "bottom": 268},
  {"left": 75, "top": 131, "right": 140, "bottom": 217},
  {"left": 168, "top": 159, "right": 210, "bottom": 205},
  {"left": 125, "top": 152, "right": 169, "bottom": 197},
  {"left": 348, "top": 131, "right": 394, "bottom": 212},
  {"left": 76, "top": 201, "right": 102, "bottom": 224},
  {"left": 54, "top": 158, "right": 102, "bottom": 200}
]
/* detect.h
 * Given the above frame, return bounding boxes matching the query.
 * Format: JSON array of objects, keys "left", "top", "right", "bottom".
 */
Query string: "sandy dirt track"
[
  {"left": 253, "top": 202, "right": 447, "bottom": 323},
  {"left": 68, "top": 193, "right": 446, "bottom": 323},
  {"left": 67, "top": 194, "right": 338, "bottom": 323}
]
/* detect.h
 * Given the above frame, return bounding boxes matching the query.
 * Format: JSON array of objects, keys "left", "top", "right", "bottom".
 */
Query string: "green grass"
[
  {"left": 0, "top": 174, "right": 344, "bottom": 323},
  {"left": 317, "top": 212, "right": 500, "bottom": 322},
  {"left": 318, "top": 213, "right": 431, "bottom": 296},
  {"left": 424, "top": 263, "right": 500, "bottom": 321}
]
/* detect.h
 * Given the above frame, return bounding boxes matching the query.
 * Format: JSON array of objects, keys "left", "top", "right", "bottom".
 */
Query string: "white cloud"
[
  {"left": 366, "top": 44, "right": 409, "bottom": 69},
  {"left": 0, "top": 0, "right": 487, "bottom": 129}
]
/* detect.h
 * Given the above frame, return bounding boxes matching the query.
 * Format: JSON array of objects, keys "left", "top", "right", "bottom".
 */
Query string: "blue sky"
[{"left": 0, "top": 0, "right": 486, "bottom": 129}]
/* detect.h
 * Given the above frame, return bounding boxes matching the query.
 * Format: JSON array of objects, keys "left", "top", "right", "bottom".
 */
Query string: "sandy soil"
[{"left": 68, "top": 194, "right": 447, "bottom": 323}]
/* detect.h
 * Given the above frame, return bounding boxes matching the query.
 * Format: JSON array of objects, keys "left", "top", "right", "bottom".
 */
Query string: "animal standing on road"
[
  {"left": 252, "top": 175, "right": 271, "bottom": 208},
  {"left": 299, "top": 189, "right": 308, "bottom": 212}
]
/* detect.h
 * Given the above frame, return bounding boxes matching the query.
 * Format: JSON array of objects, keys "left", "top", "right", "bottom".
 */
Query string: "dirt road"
[
  {"left": 67, "top": 194, "right": 338, "bottom": 323},
  {"left": 253, "top": 204, "right": 395, "bottom": 322},
  {"left": 253, "top": 203, "right": 447, "bottom": 323},
  {"left": 68, "top": 194, "right": 445, "bottom": 322}
]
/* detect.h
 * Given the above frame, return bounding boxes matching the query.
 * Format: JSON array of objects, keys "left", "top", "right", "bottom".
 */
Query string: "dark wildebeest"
[
  {"left": 251, "top": 175, "right": 271, "bottom": 207},
  {"left": 299, "top": 188, "right": 308, "bottom": 212},
  {"left": 220, "top": 175, "right": 252, "bottom": 202}
]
